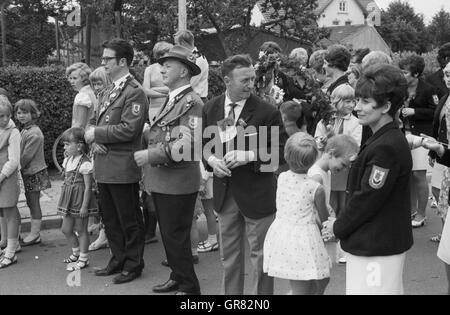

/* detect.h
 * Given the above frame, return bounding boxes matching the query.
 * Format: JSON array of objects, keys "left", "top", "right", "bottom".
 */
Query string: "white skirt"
[
  {"left": 411, "top": 147, "right": 429, "bottom": 171},
  {"left": 431, "top": 163, "right": 446, "bottom": 189},
  {"left": 438, "top": 208, "right": 450, "bottom": 265},
  {"left": 346, "top": 253, "right": 406, "bottom": 295}
]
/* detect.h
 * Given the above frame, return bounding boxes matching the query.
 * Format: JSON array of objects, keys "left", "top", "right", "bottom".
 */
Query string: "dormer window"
[{"left": 339, "top": 1, "right": 347, "bottom": 12}]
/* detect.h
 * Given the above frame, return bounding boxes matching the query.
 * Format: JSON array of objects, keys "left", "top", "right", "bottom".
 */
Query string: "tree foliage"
[
  {"left": 377, "top": 0, "right": 429, "bottom": 53},
  {"left": 120, "top": 0, "right": 326, "bottom": 57},
  {"left": 428, "top": 9, "right": 450, "bottom": 47}
]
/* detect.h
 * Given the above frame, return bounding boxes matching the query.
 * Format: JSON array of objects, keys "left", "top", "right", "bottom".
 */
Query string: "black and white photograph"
[{"left": 1, "top": 0, "right": 450, "bottom": 297}]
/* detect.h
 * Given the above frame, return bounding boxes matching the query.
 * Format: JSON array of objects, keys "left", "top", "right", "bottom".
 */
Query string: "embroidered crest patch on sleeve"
[
  {"left": 132, "top": 103, "right": 141, "bottom": 116},
  {"left": 369, "top": 165, "right": 389, "bottom": 190}
]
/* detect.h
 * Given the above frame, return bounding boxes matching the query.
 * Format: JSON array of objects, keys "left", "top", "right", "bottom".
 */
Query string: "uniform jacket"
[
  {"left": 143, "top": 86, "right": 203, "bottom": 195},
  {"left": 20, "top": 124, "right": 47, "bottom": 176},
  {"left": 89, "top": 76, "right": 148, "bottom": 184},
  {"left": 203, "top": 94, "right": 287, "bottom": 220},
  {"left": 426, "top": 69, "right": 448, "bottom": 100},
  {"left": 429, "top": 93, "right": 449, "bottom": 161},
  {"left": 334, "top": 122, "right": 414, "bottom": 257},
  {"left": 401, "top": 78, "right": 438, "bottom": 136}
]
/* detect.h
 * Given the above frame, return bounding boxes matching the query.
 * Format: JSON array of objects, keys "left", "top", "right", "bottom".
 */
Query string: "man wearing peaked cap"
[{"left": 134, "top": 44, "right": 203, "bottom": 295}]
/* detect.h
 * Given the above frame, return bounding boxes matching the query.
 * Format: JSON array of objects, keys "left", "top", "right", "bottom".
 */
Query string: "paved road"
[{"left": 0, "top": 204, "right": 447, "bottom": 295}]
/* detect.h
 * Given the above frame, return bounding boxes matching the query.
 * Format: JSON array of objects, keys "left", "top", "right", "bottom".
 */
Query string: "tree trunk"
[
  {"left": 114, "top": 0, "right": 122, "bottom": 38},
  {"left": 0, "top": 1, "right": 7, "bottom": 66},
  {"left": 85, "top": 7, "right": 92, "bottom": 65},
  {"left": 55, "top": 17, "right": 60, "bottom": 63},
  {"left": 217, "top": 31, "right": 231, "bottom": 57}
]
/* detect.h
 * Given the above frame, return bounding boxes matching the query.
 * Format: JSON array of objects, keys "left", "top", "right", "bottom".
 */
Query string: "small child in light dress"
[
  {"left": 308, "top": 135, "right": 360, "bottom": 264},
  {"left": 57, "top": 127, "right": 98, "bottom": 271},
  {"left": 15, "top": 99, "right": 51, "bottom": 247},
  {"left": 263, "top": 132, "right": 331, "bottom": 295},
  {"left": 0, "top": 95, "right": 21, "bottom": 269},
  {"left": 309, "top": 135, "right": 360, "bottom": 209}
]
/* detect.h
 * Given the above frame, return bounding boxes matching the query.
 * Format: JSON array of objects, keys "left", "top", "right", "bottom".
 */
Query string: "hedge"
[{"left": 0, "top": 66, "right": 75, "bottom": 168}]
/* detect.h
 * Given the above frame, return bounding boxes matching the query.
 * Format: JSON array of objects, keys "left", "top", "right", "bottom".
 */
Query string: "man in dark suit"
[
  {"left": 134, "top": 45, "right": 203, "bottom": 295},
  {"left": 203, "top": 54, "right": 286, "bottom": 295},
  {"left": 426, "top": 43, "right": 450, "bottom": 100},
  {"left": 85, "top": 38, "right": 148, "bottom": 285}
]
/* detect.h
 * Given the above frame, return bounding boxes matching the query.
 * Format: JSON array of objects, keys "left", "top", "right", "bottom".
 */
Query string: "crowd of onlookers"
[{"left": 1, "top": 31, "right": 450, "bottom": 295}]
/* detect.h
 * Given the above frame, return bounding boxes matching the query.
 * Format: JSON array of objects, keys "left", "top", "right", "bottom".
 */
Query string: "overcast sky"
[{"left": 375, "top": 0, "right": 450, "bottom": 24}]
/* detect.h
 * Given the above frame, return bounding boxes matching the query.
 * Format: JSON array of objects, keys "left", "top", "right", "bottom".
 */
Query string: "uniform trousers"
[
  {"left": 98, "top": 183, "right": 145, "bottom": 273},
  {"left": 218, "top": 188, "right": 275, "bottom": 295},
  {"left": 153, "top": 192, "right": 201, "bottom": 294}
]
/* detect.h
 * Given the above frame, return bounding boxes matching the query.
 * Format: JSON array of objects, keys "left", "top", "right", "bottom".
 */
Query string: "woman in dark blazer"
[
  {"left": 322, "top": 64, "right": 413, "bottom": 295},
  {"left": 399, "top": 54, "right": 439, "bottom": 228}
]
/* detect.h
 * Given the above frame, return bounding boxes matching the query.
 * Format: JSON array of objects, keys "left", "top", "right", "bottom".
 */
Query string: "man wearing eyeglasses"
[{"left": 85, "top": 38, "right": 148, "bottom": 285}]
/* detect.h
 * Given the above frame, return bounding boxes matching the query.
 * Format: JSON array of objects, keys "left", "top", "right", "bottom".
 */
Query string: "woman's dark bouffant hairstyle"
[
  {"left": 398, "top": 54, "right": 425, "bottom": 78},
  {"left": 61, "top": 127, "right": 88, "bottom": 154},
  {"left": 325, "top": 45, "right": 351, "bottom": 72},
  {"left": 355, "top": 64, "right": 408, "bottom": 118}
]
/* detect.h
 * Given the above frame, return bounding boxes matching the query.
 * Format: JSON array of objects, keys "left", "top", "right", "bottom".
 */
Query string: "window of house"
[
  {"left": 333, "top": 19, "right": 340, "bottom": 25},
  {"left": 345, "top": 20, "right": 352, "bottom": 25},
  {"left": 339, "top": 1, "right": 347, "bottom": 12}
]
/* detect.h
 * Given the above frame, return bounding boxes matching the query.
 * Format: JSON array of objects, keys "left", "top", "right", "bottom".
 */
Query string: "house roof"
[
  {"left": 318, "top": 24, "right": 391, "bottom": 54},
  {"left": 326, "top": 24, "right": 368, "bottom": 42},
  {"left": 315, "top": 0, "right": 376, "bottom": 16}
]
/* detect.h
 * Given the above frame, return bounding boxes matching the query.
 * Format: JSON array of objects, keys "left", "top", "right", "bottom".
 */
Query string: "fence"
[{"left": 0, "top": 4, "right": 86, "bottom": 68}]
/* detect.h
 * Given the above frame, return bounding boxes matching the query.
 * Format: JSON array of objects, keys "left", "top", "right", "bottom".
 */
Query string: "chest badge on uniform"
[
  {"left": 105, "top": 115, "right": 110, "bottom": 123},
  {"left": 188, "top": 116, "right": 199, "bottom": 129},
  {"left": 369, "top": 165, "right": 389, "bottom": 190},
  {"left": 110, "top": 93, "right": 117, "bottom": 99},
  {"left": 132, "top": 103, "right": 141, "bottom": 116}
]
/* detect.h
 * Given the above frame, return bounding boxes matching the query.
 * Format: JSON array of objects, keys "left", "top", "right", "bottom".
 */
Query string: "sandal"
[
  {"left": 63, "top": 254, "right": 80, "bottom": 264},
  {"left": 431, "top": 234, "right": 441, "bottom": 243},
  {"left": 88, "top": 240, "right": 109, "bottom": 252},
  {"left": 0, "top": 255, "right": 17, "bottom": 269},
  {"left": 66, "top": 258, "right": 89, "bottom": 271},
  {"left": 197, "top": 240, "right": 219, "bottom": 253}
]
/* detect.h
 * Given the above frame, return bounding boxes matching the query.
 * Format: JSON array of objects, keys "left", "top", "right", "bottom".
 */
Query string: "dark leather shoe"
[
  {"left": 161, "top": 256, "right": 198, "bottom": 267},
  {"left": 152, "top": 279, "right": 179, "bottom": 293},
  {"left": 112, "top": 270, "right": 142, "bottom": 284},
  {"left": 95, "top": 266, "right": 121, "bottom": 277}
]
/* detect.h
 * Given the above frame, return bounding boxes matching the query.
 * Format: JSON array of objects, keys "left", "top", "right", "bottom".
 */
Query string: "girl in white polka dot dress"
[{"left": 263, "top": 132, "right": 331, "bottom": 295}]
